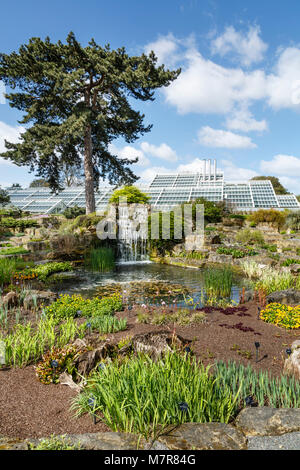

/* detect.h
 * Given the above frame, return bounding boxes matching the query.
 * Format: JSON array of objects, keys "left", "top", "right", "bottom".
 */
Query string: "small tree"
[
  {"left": 0, "top": 33, "right": 180, "bottom": 214},
  {"left": 0, "top": 187, "right": 10, "bottom": 205},
  {"left": 30, "top": 178, "right": 50, "bottom": 188}
]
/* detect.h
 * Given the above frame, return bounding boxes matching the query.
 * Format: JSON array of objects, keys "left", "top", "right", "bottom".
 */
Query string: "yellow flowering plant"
[{"left": 260, "top": 302, "right": 300, "bottom": 329}]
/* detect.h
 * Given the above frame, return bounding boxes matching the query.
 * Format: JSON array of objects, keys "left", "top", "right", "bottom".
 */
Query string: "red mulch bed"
[{"left": 0, "top": 300, "right": 299, "bottom": 439}]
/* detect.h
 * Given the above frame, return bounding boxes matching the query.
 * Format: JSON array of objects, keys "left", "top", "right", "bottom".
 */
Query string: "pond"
[{"left": 48, "top": 262, "right": 249, "bottom": 307}]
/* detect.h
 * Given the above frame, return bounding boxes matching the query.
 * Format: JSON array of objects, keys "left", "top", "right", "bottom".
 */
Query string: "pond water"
[{"left": 49, "top": 262, "right": 248, "bottom": 307}]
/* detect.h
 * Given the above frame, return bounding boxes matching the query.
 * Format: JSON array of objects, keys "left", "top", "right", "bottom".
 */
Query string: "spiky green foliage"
[{"left": 0, "top": 32, "right": 180, "bottom": 213}]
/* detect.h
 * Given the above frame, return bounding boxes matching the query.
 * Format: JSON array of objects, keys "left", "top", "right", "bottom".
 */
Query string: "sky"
[{"left": 1, "top": 0, "right": 300, "bottom": 194}]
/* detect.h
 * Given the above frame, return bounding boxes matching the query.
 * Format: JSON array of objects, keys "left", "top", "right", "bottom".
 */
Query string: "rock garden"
[{"left": 0, "top": 202, "right": 300, "bottom": 451}]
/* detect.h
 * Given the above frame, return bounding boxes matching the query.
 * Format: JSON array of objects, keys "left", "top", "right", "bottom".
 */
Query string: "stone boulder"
[
  {"left": 1, "top": 291, "right": 19, "bottom": 309},
  {"left": 23, "top": 290, "right": 57, "bottom": 310},
  {"left": 205, "top": 233, "right": 221, "bottom": 245},
  {"left": 266, "top": 289, "right": 300, "bottom": 306},
  {"left": 207, "top": 252, "right": 233, "bottom": 264},
  {"left": 235, "top": 407, "right": 300, "bottom": 437},
  {"left": 283, "top": 340, "right": 300, "bottom": 380},
  {"left": 158, "top": 423, "right": 247, "bottom": 450}
]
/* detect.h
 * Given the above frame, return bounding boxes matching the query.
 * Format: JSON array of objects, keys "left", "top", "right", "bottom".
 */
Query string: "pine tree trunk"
[{"left": 84, "top": 123, "right": 96, "bottom": 214}]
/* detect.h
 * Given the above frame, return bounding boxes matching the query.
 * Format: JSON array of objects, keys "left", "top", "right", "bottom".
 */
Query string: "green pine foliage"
[{"left": 0, "top": 33, "right": 180, "bottom": 213}]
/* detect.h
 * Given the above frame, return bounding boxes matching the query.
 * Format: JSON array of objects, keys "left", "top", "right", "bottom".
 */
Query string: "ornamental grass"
[{"left": 71, "top": 352, "right": 241, "bottom": 439}]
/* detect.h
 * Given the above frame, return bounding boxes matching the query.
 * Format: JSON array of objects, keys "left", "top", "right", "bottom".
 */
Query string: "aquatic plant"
[
  {"left": 84, "top": 246, "right": 115, "bottom": 272},
  {"left": 204, "top": 267, "right": 233, "bottom": 298}
]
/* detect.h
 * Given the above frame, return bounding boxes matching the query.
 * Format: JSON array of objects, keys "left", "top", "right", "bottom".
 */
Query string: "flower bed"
[{"left": 260, "top": 302, "right": 300, "bottom": 329}]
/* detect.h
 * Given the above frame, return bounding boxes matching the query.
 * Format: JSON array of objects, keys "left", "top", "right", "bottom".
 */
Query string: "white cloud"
[
  {"left": 176, "top": 158, "right": 206, "bottom": 173},
  {"left": 140, "top": 142, "right": 178, "bottom": 162},
  {"left": 225, "top": 108, "right": 268, "bottom": 132},
  {"left": 145, "top": 31, "right": 300, "bottom": 122},
  {"left": 108, "top": 143, "right": 150, "bottom": 167},
  {"left": 164, "top": 48, "right": 267, "bottom": 115},
  {"left": 266, "top": 48, "right": 300, "bottom": 110},
  {"left": 211, "top": 25, "right": 268, "bottom": 66},
  {"left": 260, "top": 154, "right": 300, "bottom": 176},
  {"left": 144, "top": 33, "right": 179, "bottom": 66},
  {"left": 198, "top": 126, "right": 257, "bottom": 149},
  {"left": 0, "top": 121, "right": 25, "bottom": 162}
]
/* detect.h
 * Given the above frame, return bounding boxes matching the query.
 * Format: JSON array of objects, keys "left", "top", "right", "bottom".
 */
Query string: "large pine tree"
[{"left": 0, "top": 32, "right": 180, "bottom": 213}]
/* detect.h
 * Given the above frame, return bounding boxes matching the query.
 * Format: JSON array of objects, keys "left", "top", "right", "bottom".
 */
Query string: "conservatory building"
[{"left": 5, "top": 159, "right": 300, "bottom": 214}]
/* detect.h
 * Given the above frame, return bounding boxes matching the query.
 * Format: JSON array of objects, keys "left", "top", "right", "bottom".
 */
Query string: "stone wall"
[{"left": 2, "top": 407, "right": 300, "bottom": 450}]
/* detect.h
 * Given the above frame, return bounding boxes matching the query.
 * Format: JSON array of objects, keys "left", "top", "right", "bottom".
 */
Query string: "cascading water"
[{"left": 117, "top": 203, "right": 149, "bottom": 263}]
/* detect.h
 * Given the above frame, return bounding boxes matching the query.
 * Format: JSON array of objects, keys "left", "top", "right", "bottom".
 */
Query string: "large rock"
[
  {"left": 119, "top": 330, "right": 191, "bottom": 360},
  {"left": 283, "top": 340, "right": 300, "bottom": 380},
  {"left": 24, "top": 432, "right": 165, "bottom": 451},
  {"left": 2, "top": 291, "right": 18, "bottom": 309},
  {"left": 235, "top": 407, "right": 300, "bottom": 437},
  {"left": 23, "top": 290, "right": 57, "bottom": 310},
  {"left": 207, "top": 252, "right": 233, "bottom": 264},
  {"left": 248, "top": 432, "right": 300, "bottom": 450},
  {"left": 157, "top": 423, "right": 247, "bottom": 450},
  {"left": 266, "top": 289, "right": 300, "bottom": 306}
]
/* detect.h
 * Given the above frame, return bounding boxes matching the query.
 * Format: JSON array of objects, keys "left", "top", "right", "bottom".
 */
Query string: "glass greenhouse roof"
[{"left": 5, "top": 159, "right": 300, "bottom": 213}]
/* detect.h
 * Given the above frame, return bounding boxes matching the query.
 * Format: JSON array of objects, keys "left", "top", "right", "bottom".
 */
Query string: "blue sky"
[{"left": 1, "top": 0, "right": 300, "bottom": 193}]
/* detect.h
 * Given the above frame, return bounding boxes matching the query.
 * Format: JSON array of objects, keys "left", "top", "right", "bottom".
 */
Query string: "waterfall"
[{"left": 117, "top": 204, "right": 149, "bottom": 263}]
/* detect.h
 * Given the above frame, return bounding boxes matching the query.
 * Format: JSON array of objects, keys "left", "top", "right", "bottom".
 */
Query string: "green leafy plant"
[
  {"left": 216, "top": 246, "right": 257, "bottom": 258},
  {"left": 71, "top": 352, "right": 240, "bottom": 438},
  {"left": 35, "top": 345, "right": 84, "bottom": 384},
  {"left": 29, "top": 434, "right": 81, "bottom": 450},
  {"left": 44, "top": 293, "right": 123, "bottom": 321}
]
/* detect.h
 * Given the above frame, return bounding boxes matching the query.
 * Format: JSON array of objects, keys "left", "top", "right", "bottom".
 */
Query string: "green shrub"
[
  {"left": 109, "top": 186, "right": 150, "bottom": 204},
  {"left": 285, "top": 211, "right": 300, "bottom": 231},
  {"left": 0, "top": 257, "right": 17, "bottom": 285},
  {"left": 236, "top": 228, "right": 264, "bottom": 245},
  {"left": 71, "top": 352, "right": 240, "bottom": 438},
  {"left": 216, "top": 246, "right": 257, "bottom": 258},
  {"left": 281, "top": 258, "right": 300, "bottom": 266},
  {"left": 1, "top": 317, "right": 85, "bottom": 367},
  {"left": 248, "top": 209, "right": 286, "bottom": 229},
  {"left": 0, "top": 217, "right": 38, "bottom": 230},
  {"left": 63, "top": 205, "right": 86, "bottom": 219}
]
